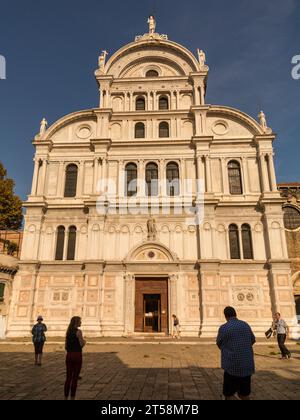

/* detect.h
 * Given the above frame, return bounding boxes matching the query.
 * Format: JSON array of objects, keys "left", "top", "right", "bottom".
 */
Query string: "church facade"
[{"left": 6, "top": 19, "right": 299, "bottom": 338}]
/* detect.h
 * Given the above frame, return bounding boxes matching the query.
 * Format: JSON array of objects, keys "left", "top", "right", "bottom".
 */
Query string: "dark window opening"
[
  {"left": 229, "top": 224, "right": 241, "bottom": 259},
  {"left": 67, "top": 226, "right": 77, "bottom": 261},
  {"left": 146, "top": 163, "right": 158, "bottom": 196},
  {"left": 135, "top": 122, "right": 145, "bottom": 139},
  {"left": 55, "top": 226, "right": 65, "bottom": 261},
  {"left": 159, "top": 122, "right": 170, "bottom": 138},
  {"left": 228, "top": 161, "right": 243, "bottom": 195},
  {"left": 242, "top": 224, "right": 254, "bottom": 259},
  {"left": 125, "top": 163, "right": 138, "bottom": 197},
  {"left": 64, "top": 164, "right": 78, "bottom": 198}
]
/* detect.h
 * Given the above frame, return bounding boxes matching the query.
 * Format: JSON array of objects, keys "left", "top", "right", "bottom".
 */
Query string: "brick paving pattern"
[{"left": 0, "top": 342, "right": 299, "bottom": 400}]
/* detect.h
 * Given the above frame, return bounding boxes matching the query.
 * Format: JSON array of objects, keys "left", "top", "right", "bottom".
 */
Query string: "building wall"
[{"left": 6, "top": 26, "right": 299, "bottom": 338}]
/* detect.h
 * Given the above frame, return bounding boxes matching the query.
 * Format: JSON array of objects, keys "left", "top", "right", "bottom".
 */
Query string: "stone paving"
[{"left": 0, "top": 341, "right": 300, "bottom": 400}]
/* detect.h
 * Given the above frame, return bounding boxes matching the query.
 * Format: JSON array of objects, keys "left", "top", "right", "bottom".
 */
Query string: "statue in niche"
[{"left": 147, "top": 217, "right": 157, "bottom": 241}]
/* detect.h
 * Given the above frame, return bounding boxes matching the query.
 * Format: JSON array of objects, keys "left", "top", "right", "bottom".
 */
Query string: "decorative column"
[
  {"left": 138, "top": 160, "right": 145, "bottom": 197},
  {"left": 31, "top": 159, "right": 40, "bottom": 196},
  {"left": 148, "top": 91, "right": 152, "bottom": 111},
  {"left": 196, "top": 155, "right": 205, "bottom": 194},
  {"left": 242, "top": 156, "right": 249, "bottom": 194},
  {"left": 259, "top": 153, "right": 270, "bottom": 192},
  {"left": 130, "top": 92, "right": 133, "bottom": 112},
  {"left": 118, "top": 160, "right": 125, "bottom": 197},
  {"left": 78, "top": 160, "right": 85, "bottom": 197},
  {"left": 57, "top": 161, "right": 65, "bottom": 196},
  {"left": 159, "top": 159, "right": 166, "bottom": 197},
  {"left": 40, "top": 159, "right": 48, "bottom": 196},
  {"left": 204, "top": 155, "right": 212, "bottom": 193},
  {"left": 92, "top": 158, "right": 99, "bottom": 194},
  {"left": 176, "top": 90, "right": 180, "bottom": 110},
  {"left": 180, "top": 158, "right": 185, "bottom": 197},
  {"left": 221, "top": 157, "right": 229, "bottom": 195},
  {"left": 153, "top": 91, "right": 157, "bottom": 111},
  {"left": 267, "top": 153, "right": 278, "bottom": 192}
]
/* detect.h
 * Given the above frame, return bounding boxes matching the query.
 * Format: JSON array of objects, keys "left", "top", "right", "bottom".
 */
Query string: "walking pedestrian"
[
  {"left": 64, "top": 316, "right": 86, "bottom": 400},
  {"left": 272, "top": 313, "right": 291, "bottom": 360},
  {"left": 32, "top": 316, "right": 47, "bottom": 366},
  {"left": 217, "top": 307, "right": 256, "bottom": 400},
  {"left": 172, "top": 314, "right": 181, "bottom": 339}
]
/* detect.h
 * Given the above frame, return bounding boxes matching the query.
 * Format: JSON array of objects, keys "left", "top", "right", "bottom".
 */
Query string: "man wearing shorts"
[{"left": 217, "top": 307, "right": 256, "bottom": 400}]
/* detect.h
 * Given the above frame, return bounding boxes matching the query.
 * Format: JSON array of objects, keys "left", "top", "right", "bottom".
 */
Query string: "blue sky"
[{"left": 0, "top": 0, "right": 299, "bottom": 199}]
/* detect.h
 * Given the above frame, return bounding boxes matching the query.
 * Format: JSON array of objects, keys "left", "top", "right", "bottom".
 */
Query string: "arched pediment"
[
  {"left": 207, "top": 106, "right": 268, "bottom": 137},
  {"left": 104, "top": 39, "right": 200, "bottom": 78},
  {"left": 125, "top": 241, "right": 179, "bottom": 262},
  {"left": 38, "top": 110, "right": 97, "bottom": 142}
]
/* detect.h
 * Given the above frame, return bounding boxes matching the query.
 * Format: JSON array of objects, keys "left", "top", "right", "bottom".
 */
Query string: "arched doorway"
[{"left": 125, "top": 242, "right": 179, "bottom": 335}]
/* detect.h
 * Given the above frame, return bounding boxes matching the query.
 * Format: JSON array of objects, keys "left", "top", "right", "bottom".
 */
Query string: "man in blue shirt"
[{"left": 217, "top": 307, "right": 256, "bottom": 400}]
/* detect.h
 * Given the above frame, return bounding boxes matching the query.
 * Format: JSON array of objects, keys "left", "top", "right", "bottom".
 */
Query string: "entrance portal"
[
  {"left": 144, "top": 294, "right": 161, "bottom": 332},
  {"left": 135, "top": 278, "right": 168, "bottom": 334}
]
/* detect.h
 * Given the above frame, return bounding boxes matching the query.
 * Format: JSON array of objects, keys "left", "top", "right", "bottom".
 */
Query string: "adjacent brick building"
[{"left": 279, "top": 183, "right": 300, "bottom": 320}]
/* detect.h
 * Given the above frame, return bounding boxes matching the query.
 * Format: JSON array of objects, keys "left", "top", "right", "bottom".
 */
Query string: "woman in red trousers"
[{"left": 64, "top": 316, "right": 86, "bottom": 400}]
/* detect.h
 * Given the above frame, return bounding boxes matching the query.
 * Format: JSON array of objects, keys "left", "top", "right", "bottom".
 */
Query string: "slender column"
[
  {"left": 138, "top": 160, "right": 145, "bottom": 197},
  {"left": 40, "top": 159, "right": 48, "bottom": 196},
  {"left": 78, "top": 160, "right": 85, "bottom": 197},
  {"left": 204, "top": 155, "right": 212, "bottom": 193},
  {"left": 99, "top": 89, "right": 103, "bottom": 108},
  {"left": 268, "top": 153, "right": 278, "bottom": 192},
  {"left": 58, "top": 162, "right": 65, "bottom": 196},
  {"left": 160, "top": 159, "right": 166, "bottom": 197},
  {"left": 92, "top": 158, "right": 99, "bottom": 194},
  {"left": 259, "top": 153, "right": 270, "bottom": 192},
  {"left": 221, "top": 157, "right": 229, "bottom": 194},
  {"left": 118, "top": 160, "right": 125, "bottom": 197},
  {"left": 242, "top": 156, "right": 249, "bottom": 194},
  {"left": 148, "top": 91, "right": 152, "bottom": 111},
  {"left": 31, "top": 159, "right": 40, "bottom": 195},
  {"left": 179, "top": 158, "right": 185, "bottom": 197},
  {"left": 196, "top": 155, "right": 205, "bottom": 196},
  {"left": 130, "top": 92, "right": 133, "bottom": 112},
  {"left": 176, "top": 90, "right": 180, "bottom": 110},
  {"left": 153, "top": 91, "right": 157, "bottom": 111}
]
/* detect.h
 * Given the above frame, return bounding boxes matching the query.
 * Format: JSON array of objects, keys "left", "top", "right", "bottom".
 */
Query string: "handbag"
[{"left": 265, "top": 328, "right": 273, "bottom": 339}]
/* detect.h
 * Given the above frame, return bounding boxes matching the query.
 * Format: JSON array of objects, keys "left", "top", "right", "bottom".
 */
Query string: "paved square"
[{"left": 0, "top": 341, "right": 300, "bottom": 400}]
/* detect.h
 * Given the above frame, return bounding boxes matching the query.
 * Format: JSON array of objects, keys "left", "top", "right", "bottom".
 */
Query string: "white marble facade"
[{"left": 6, "top": 19, "right": 299, "bottom": 338}]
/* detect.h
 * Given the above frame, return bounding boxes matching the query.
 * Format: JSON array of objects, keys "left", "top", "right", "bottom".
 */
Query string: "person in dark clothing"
[
  {"left": 31, "top": 316, "right": 47, "bottom": 366},
  {"left": 64, "top": 316, "right": 86, "bottom": 400},
  {"left": 217, "top": 307, "right": 256, "bottom": 400}
]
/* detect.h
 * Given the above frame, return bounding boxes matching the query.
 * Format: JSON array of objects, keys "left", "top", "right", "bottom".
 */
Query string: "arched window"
[
  {"left": 166, "top": 162, "right": 180, "bottom": 196},
  {"left": 146, "top": 70, "right": 159, "bottom": 78},
  {"left": 64, "top": 164, "right": 78, "bottom": 198},
  {"left": 0, "top": 283, "right": 5, "bottom": 303},
  {"left": 159, "top": 122, "right": 170, "bottom": 138},
  {"left": 242, "top": 224, "right": 254, "bottom": 259},
  {"left": 55, "top": 226, "right": 65, "bottom": 261},
  {"left": 284, "top": 207, "right": 300, "bottom": 230},
  {"left": 135, "top": 122, "right": 145, "bottom": 139},
  {"left": 228, "top": 161, "right": 243, "bottom": 195},
  {"left": 67, "top": 226, "right": 77, "bottom": 261},
  {"left": 229, "top": 224, "right": 241, "bottom": 259},
  {"left": 146, "top": 163, "right": 158, "bottom": 196},
  {"left": 136, "top": 97, "right": 146, "bottom": 111},
  {"left": 159, "top": 96, "right": 169, "bottom": 110},
  {"left": 125, "top": 163, "right": 138, "bottom": 197}
]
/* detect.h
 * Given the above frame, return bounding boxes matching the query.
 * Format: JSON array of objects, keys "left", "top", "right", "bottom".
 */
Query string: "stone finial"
[
  {"left": 98, "top": 50, "right": 108, "bottom": 70},
  {"left": 40, "top": 118, "right": 48, "bottom": 136},
  {"left": 148, "top": 15, "right": 156, "bottom": 35}
]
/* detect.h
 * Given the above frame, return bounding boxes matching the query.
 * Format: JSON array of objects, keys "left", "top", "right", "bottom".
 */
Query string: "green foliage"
[{"left": 0, "top": 161, "right": 23, "bottom": 230}]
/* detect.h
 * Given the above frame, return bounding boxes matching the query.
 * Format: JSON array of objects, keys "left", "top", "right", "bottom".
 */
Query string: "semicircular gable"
[
  {"left": 44, "top": 110, "right": 97, "bottom": 142},
  {"left": 207, "top": 106, "right": 266, "bottom": 137},
  {"left": 104, "top": 40, "right": 200, "bottom": 78}
]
